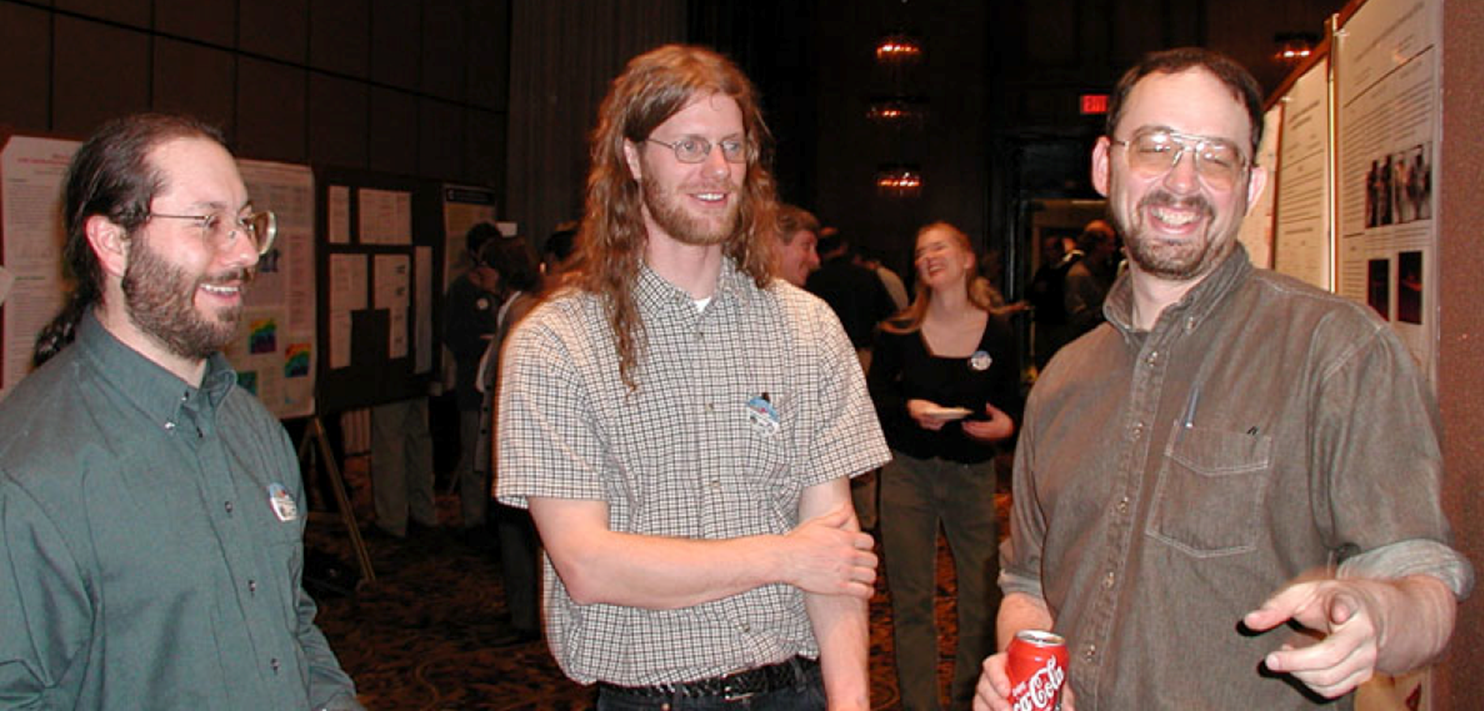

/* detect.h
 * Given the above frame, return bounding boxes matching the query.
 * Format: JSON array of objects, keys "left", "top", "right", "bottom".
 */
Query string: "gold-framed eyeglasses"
[
  {"left": 644, "top": 136, "right": 748, "bottom": 164},
  {"left": 147, "top": 210, "right": 277, "bottom": 256},
  {"left": 1110, "top": 128, "right": 1249, "bottom": 191}
]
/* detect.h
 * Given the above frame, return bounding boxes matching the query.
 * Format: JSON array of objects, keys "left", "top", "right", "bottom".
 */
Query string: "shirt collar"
[
  {"left": 634, "top": 256, "right": 758, "bottom": 314},
  {"left": 1105, "top": 242, "right": 1253, "bottom": 337},
  {"left": 77, "top": 311, "right": 238, "bottom": 429}
]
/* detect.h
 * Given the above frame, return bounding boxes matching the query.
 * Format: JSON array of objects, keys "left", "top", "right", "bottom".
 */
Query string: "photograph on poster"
[
  {"left": 1367, "top": 259, "right": 1390, "bottom": 320},
  {"left": 1397, "top": 251, "right": 1423, "bottom": 325},
  {"left": 1363, "top": 143, "right": 1432, "bottom": 229}
]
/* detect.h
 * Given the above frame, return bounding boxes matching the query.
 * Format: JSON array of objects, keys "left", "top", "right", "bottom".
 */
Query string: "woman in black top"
[{"left": 868, "top": 221, "right": 1020, "bottom": 711}]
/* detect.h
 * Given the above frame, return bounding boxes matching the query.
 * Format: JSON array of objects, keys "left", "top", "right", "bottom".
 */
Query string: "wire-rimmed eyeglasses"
[
  {"left": 1109, "top": 127, "right": 1250, "bottom": 191},
  {"left": 146, "top": 210, "right": 277, "bottom": 256},
  {"left": 644, "top": 136, "right": 748, "bottom": 164}
]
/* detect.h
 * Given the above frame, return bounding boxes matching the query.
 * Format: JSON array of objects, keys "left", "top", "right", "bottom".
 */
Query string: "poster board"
[
  {"left": 315, "top": 167, "right": 444, "bottom": 414},
  {"left": 1237, "top": 104, "right": 1283, "bottom": 269},
  {"left": 1332, "top": 0, "right": 1441, "bottom": 384},
  {"left": 0, "top": 132, "right": 74, "bottom": 403},
  {"left": 225, "top": 160, "right": 317, "bottom": 418},
  {"left": 0, "top": 132, "right": 318, "bottom": 420},
  {"left": 1271, "top": 52, "right": 1335, "bottom": 291}
]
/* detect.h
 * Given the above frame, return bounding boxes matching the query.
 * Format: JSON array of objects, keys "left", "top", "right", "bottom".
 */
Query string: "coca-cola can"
[{"left": 1006, "top": 629, "right": 1068, "bottom": 711}]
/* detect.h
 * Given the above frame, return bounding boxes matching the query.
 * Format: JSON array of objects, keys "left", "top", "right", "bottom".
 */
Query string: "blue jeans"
[{"left": 596, "top": 663, "right": 825, "bottom": 710}]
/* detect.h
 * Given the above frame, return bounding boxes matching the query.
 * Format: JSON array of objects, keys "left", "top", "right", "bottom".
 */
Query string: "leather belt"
[{"left": 597, "top": 655, "right": 820, "bottom": 701}]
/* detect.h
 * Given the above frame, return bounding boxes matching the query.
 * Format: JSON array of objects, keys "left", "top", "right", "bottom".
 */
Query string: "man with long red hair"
[{"left": 496, "top": 45, "right": 888, "bottom": 709}]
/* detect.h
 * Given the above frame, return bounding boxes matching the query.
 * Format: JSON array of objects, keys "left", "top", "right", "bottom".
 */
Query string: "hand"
[
  {"left": 906, "top": 399, "right": 948, "bottom": 431},
  {"left": 1243, "top": 580, "right": 1384, "bottom": 698},
  {"left": 962, "top": 403, "right": 1015, "bottom": 443},
  {"left": 974, "top": 653, "right": 1077, "bottom": 711},
  {"left": 781, "top": 503, "right": 877, "bottom": 599}
]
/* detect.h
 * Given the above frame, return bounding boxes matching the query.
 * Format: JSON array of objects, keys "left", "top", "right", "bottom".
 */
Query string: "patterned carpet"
[{"left": 306, "top": 456, "right": 1003, "bottom": 710}]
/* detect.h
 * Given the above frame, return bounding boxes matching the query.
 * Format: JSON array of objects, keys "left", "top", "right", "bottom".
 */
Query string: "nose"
[
  {"left": 220, "top": 223, "right": 262, "bottom": 270},
  {"left": 701, "top": 142, "right": 731, "bottom": 178},
  {"left": 1162, "top": 147, "right": 1201, "bottom": 194}
]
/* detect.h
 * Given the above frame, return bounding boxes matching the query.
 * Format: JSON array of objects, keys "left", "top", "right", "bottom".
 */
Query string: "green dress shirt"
[{"left": 0, "top": 312, "right": 362, "bottom": 710}]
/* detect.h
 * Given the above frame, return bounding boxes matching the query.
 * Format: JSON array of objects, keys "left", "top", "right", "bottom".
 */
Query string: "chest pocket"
[{"left": 1145, "top": 424, "right": 1273, "bottom": 557}]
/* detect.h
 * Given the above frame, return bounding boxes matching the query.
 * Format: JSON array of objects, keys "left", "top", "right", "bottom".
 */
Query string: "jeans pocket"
[{"left": 1145, "top": 424, "right": 1273, "bottom": 557}]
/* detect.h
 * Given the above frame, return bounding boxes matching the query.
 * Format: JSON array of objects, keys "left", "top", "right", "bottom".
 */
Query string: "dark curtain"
[{"left": 505, "top": 0, "right": 687, "bottom": 248}]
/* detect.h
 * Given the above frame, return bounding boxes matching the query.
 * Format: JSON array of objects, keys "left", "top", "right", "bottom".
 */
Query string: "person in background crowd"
[
  {"left": 443, "top": 222, "right": 505, "bottom": 538},
  {"left": 870, "top": 221, "right": 1021, "bottom": 711},
  {"left": 542, "top": 219, "right": 579, "bottom": 282},
  {"left": 774, "top": 203, "right": 822, "bottom": 287},
  {"left": 854, "top": 248, "right": 910, "bottom": 312},
  {"left": 473, "top": 229, "right": 545, "bottom": 646},
  {"left": 0, "top": 112, "right": 363, "bottom": 710},
  {"left": 807, "top": 226, "right": 896, "bottom": 371},
  {"left": 976, "top": 47, "right": 1472, "bottom": 711},
  {"left": 497, "top": 44, "right": 888, "bottom": 710},
  {"left": 1027, "top": 232, "right": 1080, "bottom": 370},
  {"left": 1061, "top": 219, "right": 1120, "bottom": 337}
]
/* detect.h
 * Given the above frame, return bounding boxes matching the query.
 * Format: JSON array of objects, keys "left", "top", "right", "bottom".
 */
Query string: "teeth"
[
  {"left": 695, "top": 193, "right": 724, "bottom": 201},
  {"left": 1152, "top": 206, "right": 1197, "bottom": 226},
  {"left": 201, "top": 284, "right": 240, "bottom": 295}
]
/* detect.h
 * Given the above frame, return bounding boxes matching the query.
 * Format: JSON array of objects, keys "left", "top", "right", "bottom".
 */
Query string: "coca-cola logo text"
[{"left": 1010, "top": 655, "right": 1065, "bottom": 711}]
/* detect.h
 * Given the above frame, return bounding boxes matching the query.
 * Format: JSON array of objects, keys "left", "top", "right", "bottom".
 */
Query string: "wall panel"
[
  {"left": 52, "top": 17, "right": 149, "bottom": 137},
  {"left": 308, "top": 73, "right": 369, "bottom": 167},
  {"left": 155, "top": 0, "right": 236, "bottom": 48},
  {"left": 0, "top": 2, "right": 51, "bottom": 131},
  {"left": 153, "top": 39, "right": 237, "bottom": 137},
  {"left": 236, "top": 57, "right": 307, "bottom": 162}
]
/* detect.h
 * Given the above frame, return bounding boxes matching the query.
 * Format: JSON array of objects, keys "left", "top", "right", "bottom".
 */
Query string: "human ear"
[
  {"left": 1091, "top": 136, "right": 1113, "bottom": 197},
  {"left": 623, "top": 140, "right": 644, "bottom": 182},
  {"left": 84, "top": 215, "right": 130, "bottom": 278}
]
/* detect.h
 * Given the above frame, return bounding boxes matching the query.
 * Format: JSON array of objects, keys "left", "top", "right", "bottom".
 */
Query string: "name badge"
[
  {"left": 267, "top": 482, "right": 299, "bottom": 522},
  {"left": 745, "top": 394, "right": 780, "bottom": 436}
]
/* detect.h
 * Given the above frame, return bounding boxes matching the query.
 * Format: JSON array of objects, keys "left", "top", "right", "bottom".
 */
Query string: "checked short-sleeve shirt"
[{"left": 497, "top": 259, "right": 889, "bottom": 686}]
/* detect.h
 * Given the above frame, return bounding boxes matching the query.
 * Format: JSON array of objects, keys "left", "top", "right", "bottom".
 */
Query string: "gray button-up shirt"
[
  {"left": 1001, "top": 245, "right": 1472, "bottom": 710},
  {"left": 0, "top": 313, "right": 361, "bottom": 710}
]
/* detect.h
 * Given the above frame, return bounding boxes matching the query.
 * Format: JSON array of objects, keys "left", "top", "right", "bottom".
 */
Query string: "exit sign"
[{"left": 1080, "top": 94, "right": 1108, "bottom": 114}]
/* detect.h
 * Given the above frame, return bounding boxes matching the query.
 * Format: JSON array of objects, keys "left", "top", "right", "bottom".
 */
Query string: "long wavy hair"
[
  {"left": 565, "top": 44, "right": 779, "bottom": 390},
  {"left": 881, "top": 221, "right": 997, "bottom": 335},
  {"left": 33, "top": 113, "right": 226, "bottom": 367}
]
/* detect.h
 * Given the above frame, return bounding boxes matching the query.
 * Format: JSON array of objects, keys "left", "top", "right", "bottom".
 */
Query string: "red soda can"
[{"left": 1006, "top": 629, "right": 1068, "bottom": 711}]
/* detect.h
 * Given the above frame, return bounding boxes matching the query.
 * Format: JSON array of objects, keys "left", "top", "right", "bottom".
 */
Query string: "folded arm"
[{"left": 528, "top": 496, "right": 876, "bottom": 609}]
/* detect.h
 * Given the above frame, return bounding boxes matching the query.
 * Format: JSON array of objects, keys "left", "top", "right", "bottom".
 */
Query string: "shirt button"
[
  {"left": 164, "top": 421, "right": 177, "bottom": 431},
  {"left": 1131, "top": 422, "right": 1145, "bottom": 439},
  {"left": 1103, "top": 571, "right": 1116, "bottom": 589},
  {"left": 706, "top": 403, "right": 715, "bottom": 412},
  {"left": 1085, "top": 645, "right": 1097, "bottom": 661},
  {"left": 224, "top": 501, "right": 234, "bottom": 515},
  {"left": 248, "top": 579, "right": 258, "bottom": 594},
  {"left": 270, "top": 657, "right": 281, "bottom": 673},
  {"left": 1115, "top": 497, "right": 1129, "bottom": 514},
  {"left": 1145, "top": 351, "right": 1159, "bottom": 366}
]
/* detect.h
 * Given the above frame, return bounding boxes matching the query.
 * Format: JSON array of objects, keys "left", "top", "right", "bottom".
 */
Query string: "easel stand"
[{"left": 298, "top": 415, "right": 376, "bottom": 585}]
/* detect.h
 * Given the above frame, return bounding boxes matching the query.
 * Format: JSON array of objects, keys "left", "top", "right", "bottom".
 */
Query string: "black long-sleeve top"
[{"left": 867, "top": 313, "right": 1022, "bottom": 463}]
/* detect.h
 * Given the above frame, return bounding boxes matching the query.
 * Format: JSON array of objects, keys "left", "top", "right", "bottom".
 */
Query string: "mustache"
[
  {"left": 199, "top": 267, "right": 256, "bottom": 287},
  {"left": 1139, "top": 189, "right": 1214, "bottom": 219}
]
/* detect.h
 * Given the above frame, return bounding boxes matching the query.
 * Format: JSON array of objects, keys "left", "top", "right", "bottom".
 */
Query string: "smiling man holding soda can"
[{"left": 975, "top": 48, "right": 1471, "bottom": 711}]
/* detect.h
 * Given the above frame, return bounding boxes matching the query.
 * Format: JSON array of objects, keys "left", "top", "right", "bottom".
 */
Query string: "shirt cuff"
[
  {"left": 998, "top": 567, "right": 1043, "bottom": 599},
  {"left": 1338, "top": 538, "right": 1476, "bottom": 600}
]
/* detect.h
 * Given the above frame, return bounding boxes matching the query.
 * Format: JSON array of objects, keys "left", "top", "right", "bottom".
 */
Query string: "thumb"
[{"left": 1328, "top": 591, "right": 1357, "bottom": 627}]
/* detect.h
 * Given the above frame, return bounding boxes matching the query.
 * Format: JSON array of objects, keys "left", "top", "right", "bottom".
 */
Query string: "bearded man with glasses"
[
  {"left": 975, "top": 48, "right": 1471, "bottom": 711},
  {"left": 497, "top": 45, "right": 887, "bottom": 710},
  {"left": 0, "top": 113, "right": 363, "bottom": 710}
]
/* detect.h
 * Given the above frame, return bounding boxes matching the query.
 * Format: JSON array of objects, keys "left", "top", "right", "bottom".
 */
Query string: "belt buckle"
[{"left": 720, "top": 672, "right": 758, "bottom": 702}]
